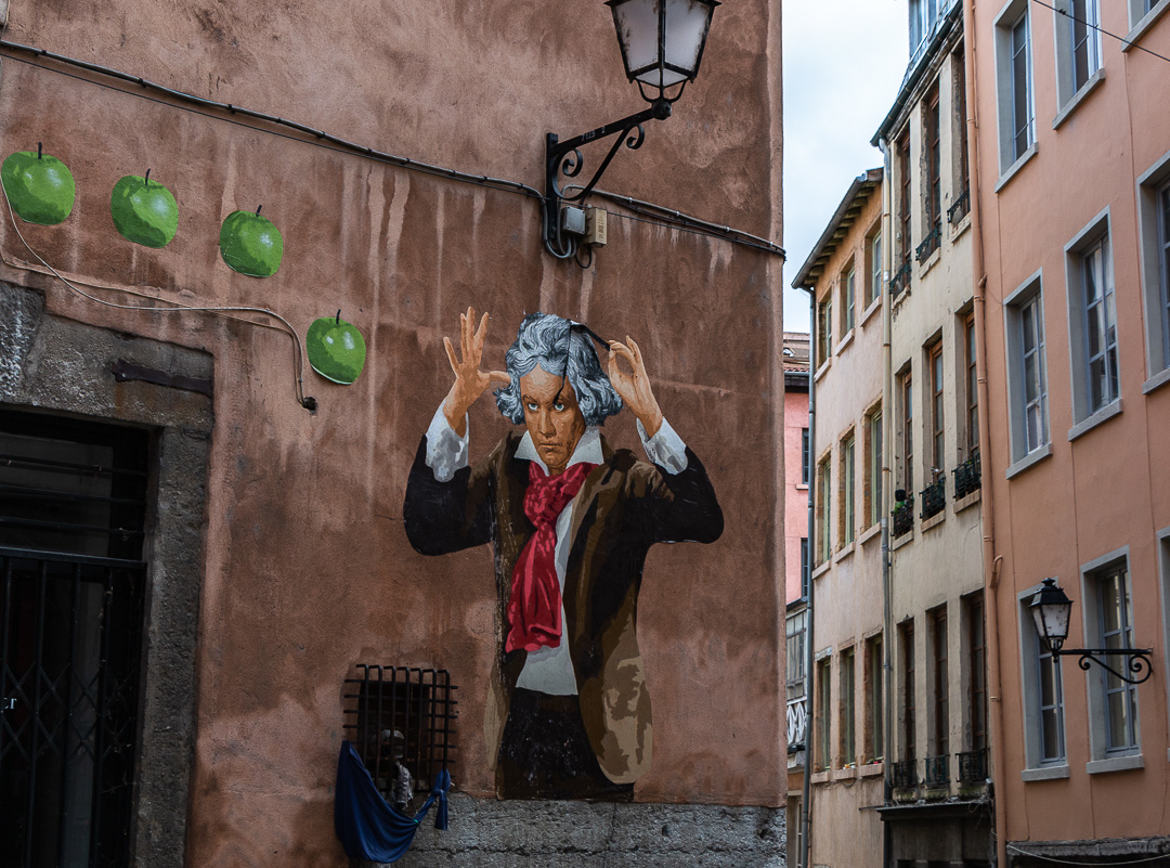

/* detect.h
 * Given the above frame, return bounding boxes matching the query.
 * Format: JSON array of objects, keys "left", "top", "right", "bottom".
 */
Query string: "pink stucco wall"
[{"left": 784, "top": 384, "right": 809, "bottom": 605}]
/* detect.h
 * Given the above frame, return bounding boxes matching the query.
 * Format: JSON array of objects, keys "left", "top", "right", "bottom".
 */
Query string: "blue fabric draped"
[{"left": 334, "top": 740, "right": 451, "bottom": 863}]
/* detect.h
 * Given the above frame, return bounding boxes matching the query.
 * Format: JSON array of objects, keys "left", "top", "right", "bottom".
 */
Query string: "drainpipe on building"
[
  {"left": 877, "top": 135, "right": 895, "bottom": 868},
  {"left": 960, "top": 2, "right": 1007, "bottom": 865},
  {"left": 798, "top": 285, "right": 815, "bottom": 868}
]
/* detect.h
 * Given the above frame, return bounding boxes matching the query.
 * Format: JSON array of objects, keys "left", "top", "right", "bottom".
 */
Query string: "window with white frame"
[
  {"left": 864, "top": 633, "right": 884, "bottom": 763},
  {"left": 817, "top": 294, "right": 833, "bottom": 365},
  {"left": 1018, "top": 583, "right": 1067, "bottom": 772},
  {"left": 922, "top": 83, "right": 942, "bottom": 261},
  {"left": 961, "top": 309, "right": 979, "bottom": 457},
  {"left": 1054, "top": 0, "right": 1102, "bottom": 106},
  {"left": 864, "top": 404, "right": 883, "bottom": 528},
  {"left": 865, "top": 224, "right": 883, "bottom": 309},
  {"left": 816, "top": 454, "right": 832, "bottom": 563},
  {"left": 816, "top": 655, "right": 832, "bottom": 770},
  {"left": 1004, "top": 273, "right": 1049, "bottom": 463},
  {"left": 842, "top": 261, "right": 856, "bottom": 334},
  {"left": 926, "top": 339, "right": 945, "bottom": 477},
  {"left": 898, "top": 366, "right": 914, "bottom": 493},
  {"left": 1066, "top": 211, "right": 1120, "bottom": 424},
  {"left": 840, "top": 646, "right": 856, "bottom": 766},
  {"left": 840, "top": 431, "right": 856, "bottom": 546},
  {"left": 995, "top": 0, "right": 1035, "bottom": 172},
  {"left": 950, "top": 45, "right": 971, "bottom": 224},
  {"left": 1136, "top": 153, "right": 1170, "bottom": 382},
  {"left": 1082, "top": 552, "right": 1141, "bottom": 763}
]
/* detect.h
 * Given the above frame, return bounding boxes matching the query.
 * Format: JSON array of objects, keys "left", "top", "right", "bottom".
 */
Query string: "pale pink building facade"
[{"left": 969, "top": 0, "right": 1170, "bottom": 863}]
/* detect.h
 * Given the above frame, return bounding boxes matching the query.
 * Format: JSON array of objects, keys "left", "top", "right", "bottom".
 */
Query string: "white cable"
[{"left": 1, "top": 183, "right": 316, "bottom": 411}]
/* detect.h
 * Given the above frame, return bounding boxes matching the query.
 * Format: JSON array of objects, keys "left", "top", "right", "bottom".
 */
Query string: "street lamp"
[
  {"left": 1028, "top": 578, "right": 1153, "bottom": 685},
  {"left": 544, "top": 0, "right": 720, "bottom": 262}
]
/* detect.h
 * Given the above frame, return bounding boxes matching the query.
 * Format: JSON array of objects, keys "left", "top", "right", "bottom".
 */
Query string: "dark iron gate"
[{"left": 0, "top": 410, "right": 149, "bottom": 867}]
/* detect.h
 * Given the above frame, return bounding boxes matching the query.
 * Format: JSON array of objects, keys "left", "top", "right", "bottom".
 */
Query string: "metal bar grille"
[
  {"left": 0, "top": 547, "right": 146, "bottom": 867},
  {"left": 341, "top": 665, "right": 457, "bottom": 807},
  {"left": 919, "top": 478, "right": 946, "bottom": 520}
]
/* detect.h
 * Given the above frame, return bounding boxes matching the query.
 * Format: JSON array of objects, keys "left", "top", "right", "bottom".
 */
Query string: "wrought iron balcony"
[
  {"left": 892, "top": 495, "right": 914, "bottom": 538},
  {"left": 956, "top": 748, "right": 988, "bottom": 783},
  {"left": 953, "top": 450, "right": 980, "bottom": 500},
  {"left": 948, "top": 186, "right": 970, "bottom": 225},
  {"left": 919, "top": 477, "right": 945, "bottom": 521},
  {"left": 924, "top": 754, "right": 950, "bottom": 790},
  {"left": 786, "top": 695, "right": 807, "bottom": 752},
  {"left": 890, "top": 261, "right": 912, "bottom": 299},
  {"left": 916, "top": 221, "right": 941, "bottom": 262},
  {"left": 892, "top": 758, "right": 918, "bottom": 790}
]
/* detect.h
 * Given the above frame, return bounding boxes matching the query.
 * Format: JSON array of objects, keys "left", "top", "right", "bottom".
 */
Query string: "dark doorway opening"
[{"left": 0, "top": 409, "right": 150, "bottom": 868}]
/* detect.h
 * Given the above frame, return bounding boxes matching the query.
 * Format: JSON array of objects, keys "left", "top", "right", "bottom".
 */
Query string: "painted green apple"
[
  {"left": 219, "top": 205, "right": 283, "bottom": 277},
  {"left": 306, "top": 312, "right": 367, "bottom": 385},
  {"left": 1, "top": 144, "right": 75, "bottom": 225},
  {"left": 110, "top": 169, "right": 179, "bottom": 247}
]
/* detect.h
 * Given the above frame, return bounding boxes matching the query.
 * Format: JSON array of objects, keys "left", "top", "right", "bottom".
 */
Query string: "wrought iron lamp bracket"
[
  {"left": 1055, "top": 647, "right": 1154, "bottom": 685},
  {"left": 543, "top": 98, "right": 672, "bottom": 259}
]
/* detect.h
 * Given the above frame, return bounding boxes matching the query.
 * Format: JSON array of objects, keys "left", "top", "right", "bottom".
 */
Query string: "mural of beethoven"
[{"left": 404, "top": 307, "right": 722, "bottom": 800}]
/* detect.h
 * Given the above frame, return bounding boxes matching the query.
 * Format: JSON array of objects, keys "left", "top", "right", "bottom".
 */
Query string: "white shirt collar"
[{"left": 515, "top": 427, "right": 603, "bottom": 475}]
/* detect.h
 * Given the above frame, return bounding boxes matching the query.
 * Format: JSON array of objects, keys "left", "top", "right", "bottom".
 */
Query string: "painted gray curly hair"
[{"left": 494, "top": 313, "right": 622, "bottom": 426}]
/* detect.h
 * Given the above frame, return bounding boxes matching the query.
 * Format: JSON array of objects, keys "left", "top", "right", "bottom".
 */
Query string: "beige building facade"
[
  {"left": 873, "top": 4, "right": 991, "bottom": 861},
  {"left": 794, "top": 168, "right": 887, "bottom": 868}
]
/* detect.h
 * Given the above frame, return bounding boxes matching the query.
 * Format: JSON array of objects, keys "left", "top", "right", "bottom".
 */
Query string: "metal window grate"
[
  {"left": 919, "top": 478, "right": 946, "bottom": 520},
  {"left": 890, "top": 262, "right": 913, "bottom": 299},
  {"left": 341, "top": 665, "right": 457, "bottom": 806},
  {"left": 892, "top": 496, "right": 915, "bottom": 538},
  {"left": 952, "top": 450, "right": 981, "bottom": 500},
  {"left": 892, "top": 758, "right": 918, "bottom": 790},
  {"left": 916, "top": 222, "right": 942, "bottom": 262},
  {"left": 948, "top": 187, "right": 970, "bottom": 225},
  {"left": 924, "top": 753, "right": 950, "bottom": 789},
  {"left": 956, "top": 748, "right": 988, "bottom": 783}
]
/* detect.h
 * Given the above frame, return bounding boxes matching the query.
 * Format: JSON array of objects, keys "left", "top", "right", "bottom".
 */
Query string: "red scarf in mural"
[{"left": 505, "top": 460, "right": 596, "bottom": 653}]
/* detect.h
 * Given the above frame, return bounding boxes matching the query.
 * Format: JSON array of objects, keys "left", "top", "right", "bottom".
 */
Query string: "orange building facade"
[{"left": 968, "top": 0, "right": 1170, "bottom": 863}]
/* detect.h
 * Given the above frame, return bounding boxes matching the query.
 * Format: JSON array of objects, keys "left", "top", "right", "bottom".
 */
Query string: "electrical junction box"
[
  {"left": 584, "top": 207, "right": 607, "bottom": 246},
  {"left": 560, "top": 206, "right": 586, "bottom": 236}
]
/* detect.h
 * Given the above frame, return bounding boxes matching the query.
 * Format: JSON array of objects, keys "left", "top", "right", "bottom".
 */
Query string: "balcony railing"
[
  {"left": 890, "top": 261, "right": 912, "bottom": 299},
  {"left": 953, "top": 450, "right": 980, "bottom": 500},
  {"left": 786, "top": 695, "right": 807, "bottom": 751},
  {"left": 919, "top": 477, "right": 946, "bottom": 521},
  {"left": 916, "top": 221, "right": 941, "bottom": 262},
  {"left": 892, "top": 495, "right": 914, "bottom": 538},
  {"left": 956, "top": 748, "right": 988, "bottom": 784},
  {"left": 924, "top": 754, "right": 950, "bottom": 790},
  {"left": 892, "top": 758, "right": 918, "bottom": 790},
  {"left": 948, "top": 186, "right": 970, "bottom": 225}
]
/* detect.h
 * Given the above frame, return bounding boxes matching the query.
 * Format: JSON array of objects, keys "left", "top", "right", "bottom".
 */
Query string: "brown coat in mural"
[{"left": 404, "top": 309, "right": 721, "bottom": 799}]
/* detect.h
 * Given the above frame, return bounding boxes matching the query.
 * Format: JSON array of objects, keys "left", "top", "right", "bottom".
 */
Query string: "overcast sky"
[{"left": 782, "top": 1, "right": 911, "bottom": 333}]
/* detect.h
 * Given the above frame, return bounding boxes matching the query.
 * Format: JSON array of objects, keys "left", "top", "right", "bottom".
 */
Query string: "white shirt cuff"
[
  {"left": 637, "top": 416, "right": 689, "bottom": 475},
  {"left": 425, "top": 404, "right": 469, "bottom": 483}
]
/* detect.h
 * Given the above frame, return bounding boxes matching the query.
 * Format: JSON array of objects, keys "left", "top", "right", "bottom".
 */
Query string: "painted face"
[{"left": 519, "top": 365, "right": 587, "bottom": 477}]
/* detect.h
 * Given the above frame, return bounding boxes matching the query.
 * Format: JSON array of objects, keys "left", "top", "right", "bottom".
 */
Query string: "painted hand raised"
[
  {"left": 607, "top": 336, "right": 663, "bottom": 438},
  {"left": 442, "top": 306, "right": 510, "bottom": 436}
]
